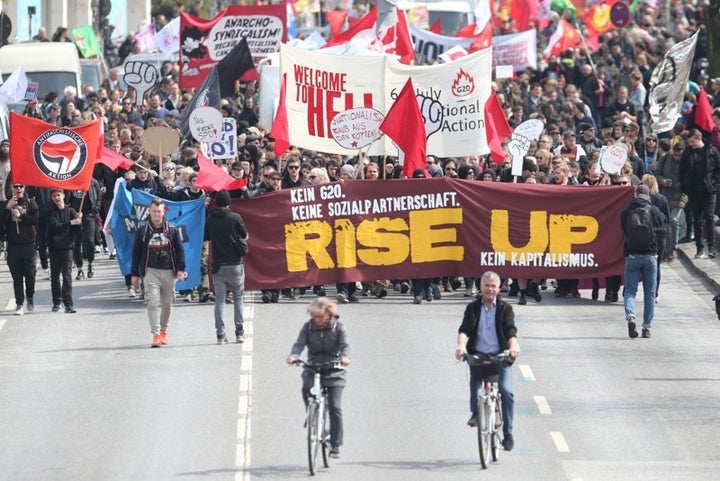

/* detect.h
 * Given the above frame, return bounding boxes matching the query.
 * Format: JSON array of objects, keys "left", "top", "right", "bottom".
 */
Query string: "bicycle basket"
[{"left": 467, "top": 355, "right": 501, "bottom": 382}]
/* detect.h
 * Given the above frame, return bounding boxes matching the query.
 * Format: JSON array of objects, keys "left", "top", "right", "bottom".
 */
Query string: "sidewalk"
[{"left": 674, "top": 226, "right": 720, "bottom": 295}]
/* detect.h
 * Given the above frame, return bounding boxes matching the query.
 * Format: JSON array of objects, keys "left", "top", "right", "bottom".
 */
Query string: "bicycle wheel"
[
  {"left": 321, "top": 403, "right": 330, "bottom": 468},
  {"left": 307, "top": 403, "right": 320, "bottom": 475},
  {"left": 491, "top": 396, "right": 504, "bottom": 462},
  {"left": 477, "top": 400, "right": 492, "bottom": 469}
]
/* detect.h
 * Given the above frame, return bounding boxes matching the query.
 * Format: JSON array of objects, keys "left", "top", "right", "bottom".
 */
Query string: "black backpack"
[{"left": 625, "top": 204, "right": 654, "bottom": 251}]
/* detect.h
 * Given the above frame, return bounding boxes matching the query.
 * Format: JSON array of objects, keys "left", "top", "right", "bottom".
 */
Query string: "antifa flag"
[
  {"left": 179, "top": 4, "right": 286, "bottom": 89},
  {"left": 9, "top": 112, "right": 102, "bottom": 190},
  {"left": 178, "top": 37, "right": 254, "bottom": 137}
]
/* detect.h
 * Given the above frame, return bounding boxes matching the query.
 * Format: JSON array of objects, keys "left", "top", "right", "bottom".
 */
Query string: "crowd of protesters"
[{"left": 1, "top": 1, "right": 719, "bottom": 329}]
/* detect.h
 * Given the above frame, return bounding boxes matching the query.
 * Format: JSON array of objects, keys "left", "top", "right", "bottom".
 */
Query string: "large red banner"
[
  {"left": 179, "top": 4, "right": 286, "bottom": 89},
  {"left": 234, "top": 179, "right": 634, "bottom": 290}
]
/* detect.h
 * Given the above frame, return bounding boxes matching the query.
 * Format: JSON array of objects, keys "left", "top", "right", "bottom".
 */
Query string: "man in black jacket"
[
  {"left": 679, "top": 129, "right": 720, "bottom": 259},
  {"left": 204, "top": 190, "right": 249, "bottom": 344},
  {"left": 455, "top": 271, "right": 521, "bottom": 451},
  {"left": 1, "top": 183, "right": 39, "bottom": 315},
  {"left": 47, "top": 189, "right": 82, "bottom": 313}
]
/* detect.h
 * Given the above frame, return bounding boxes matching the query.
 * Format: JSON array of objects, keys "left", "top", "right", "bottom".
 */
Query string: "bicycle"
[
  {"left": 292, "top": 358, "right": 343, "bottom": 476},
  {"left": 463, "top": 350, "right": 512, "bottom": 469}
]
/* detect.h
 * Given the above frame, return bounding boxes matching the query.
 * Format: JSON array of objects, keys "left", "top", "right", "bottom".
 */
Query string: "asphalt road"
[{"left": 1, "top": 253, "right": 719, "bottom": 481}]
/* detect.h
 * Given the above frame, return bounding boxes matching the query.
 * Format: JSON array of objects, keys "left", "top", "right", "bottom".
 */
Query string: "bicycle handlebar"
[
  {"left": 292, "top": 358, "right": 345, "bottom": 372},
  {"left": 462, "top": 350, "right": 513, "bottom": 367}
]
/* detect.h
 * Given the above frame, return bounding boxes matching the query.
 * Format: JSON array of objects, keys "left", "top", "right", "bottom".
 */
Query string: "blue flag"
[{"left": 111, "top": 180, "right": 206, "bottom": 291}]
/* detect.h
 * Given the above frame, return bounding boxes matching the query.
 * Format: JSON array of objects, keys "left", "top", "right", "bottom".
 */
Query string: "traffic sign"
[{"left": 610, "top": 1, "right": 630, "bottom": 29}]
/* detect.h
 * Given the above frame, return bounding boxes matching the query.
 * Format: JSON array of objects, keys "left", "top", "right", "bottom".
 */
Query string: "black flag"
[{"left": 178, "top": 37, "right": 254, "bottom": 137}]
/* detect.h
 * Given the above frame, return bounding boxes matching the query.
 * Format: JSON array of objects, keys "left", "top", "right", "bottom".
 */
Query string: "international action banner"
[{"left": 234, "top": 180, "right": 633, "bottom": 290}]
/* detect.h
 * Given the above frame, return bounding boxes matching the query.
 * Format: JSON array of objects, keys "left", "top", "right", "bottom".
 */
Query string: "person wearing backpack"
[{"left": 620, "top": 184, "right": 667, "bottom": 339}]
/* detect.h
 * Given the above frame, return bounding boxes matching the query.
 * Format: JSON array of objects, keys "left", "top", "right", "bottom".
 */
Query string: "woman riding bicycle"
[{"left": 286, "top": 297, "right": 351, "bottom": 458}]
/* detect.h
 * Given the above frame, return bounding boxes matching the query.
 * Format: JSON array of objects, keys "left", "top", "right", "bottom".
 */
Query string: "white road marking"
[
  {"left": 236, "top": 297, "right": 254, "bottom": 480},
  {"left": 533, "top": 395, "right": 552, "bottom": 415},
  {"left": 4, "top": 298, "right": 15, "bottom": 311},
  {"left": 0, "top": 319, "right": 6, "bottom": 331},
  {"left": 550, "top": 431, "right": 570, "bottom": 452},
  {"left": 519, "top": 364, "right": 535, "bottom": 381}
]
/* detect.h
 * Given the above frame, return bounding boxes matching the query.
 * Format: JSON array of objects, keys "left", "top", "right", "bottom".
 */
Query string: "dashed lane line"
[
  {"left": 533, "top": 395, "right": 552, "bottom": 415},
  {"left": 519, "top": 364, "right": 535, "bottom": 381},
  {"left": 550, "top": 431, "right": 570, "bottom": 452}
]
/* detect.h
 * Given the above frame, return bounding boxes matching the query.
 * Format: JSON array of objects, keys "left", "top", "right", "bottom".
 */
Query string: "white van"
[{"left": 0, "top": 42, "right": 83, "bottom": 101}]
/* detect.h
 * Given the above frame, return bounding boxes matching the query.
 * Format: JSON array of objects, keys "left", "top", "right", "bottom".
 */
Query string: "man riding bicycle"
[
  {"left": 287, "top": 297, "right": 351, "bottom": 458},
  {"left": 455, "top": 271, "right": 520, "bottom": 451}
]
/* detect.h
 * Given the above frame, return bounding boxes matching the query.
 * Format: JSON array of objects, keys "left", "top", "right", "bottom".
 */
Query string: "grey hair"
[{"left": 481, "top": 271, "right": 501, "bottom": 284}]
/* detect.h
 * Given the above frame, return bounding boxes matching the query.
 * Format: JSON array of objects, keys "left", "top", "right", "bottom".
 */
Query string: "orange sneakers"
[
  {"left": 160, "top": 330, "right": 168, "bottom": 345},
  {"left": 151, "top": 334, "right": 162, "bottom": 348}
]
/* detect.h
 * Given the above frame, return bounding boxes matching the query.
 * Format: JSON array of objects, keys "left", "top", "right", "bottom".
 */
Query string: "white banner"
[
  {"left": 410, "top": 27, "right": 536, "bottom": 70},
  {"left": 281, "top": 43, "right": 493, "bottom": 157},
  {"left": 492, "top": 30, "right": 537, "bottom": 71},
  {"left": 649, "top": 31, "right": 698, "bottom": 134}
]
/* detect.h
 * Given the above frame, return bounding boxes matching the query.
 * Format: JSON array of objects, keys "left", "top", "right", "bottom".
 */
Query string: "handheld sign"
[
  {"left": 330, "top": 108, "right": 385, "bottom": 150},
  {"left": 189, "top": 106, "right": 223, "bottom": 144},
  {"left": 200, "top": 117, "right": 237, "bottom": 160},
  {"left": 509, "top": 119, "right": 545, "bottom": 177},
  {"left": 143, "top": 126, "right": 180, "bottom": 159},
  {"left": 598, "top": 143, "right": 628, "bottom": 174}
]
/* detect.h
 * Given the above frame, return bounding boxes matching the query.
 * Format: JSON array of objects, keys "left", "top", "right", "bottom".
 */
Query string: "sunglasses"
[
  {"left": 308, "top": 175, "right": 317, "bottom": 180},
  {"left": 445, "top": 167, "right": 456, "bottom": 171},
  {"left": 287, "top": 165, "right": 299, "bottom": 170},
  {"left": 12, "top": 185, "right": 24, "bottom": 189},
  {"left": 647, "top": 139, "right": 657, "bottom": 142},
  {"left": 163, "top": 167, "right": 175, "bottom": 172},
  {"left": 619, "top": 181, "right": 629, "bottom": 185}
]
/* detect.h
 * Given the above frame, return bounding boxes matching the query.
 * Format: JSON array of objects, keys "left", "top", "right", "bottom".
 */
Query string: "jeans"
[
  {"left": 302, "top": 381, "right": 344, "bottom": 449},
  {"left": 6, "top": 243, "right": 36, "bottom": 306},
  {"left": 73, "top": 215, "right": 97, "bottom": 268},
  {"left": 690, "top": 190, "right": 716, "bottom": 250},
  {"left": 666, "top": 207, "right": 684, "bottom": 256},
  {"left": 49, "top": 249, "right": 73, "bottom": 306},
  {"left": 470, "top": 364, "right": 514, "bottom": 436},
  {"left": 623, "top": 254, "right": 657, "bottom": 328},
  {"left": 212, "top": 264, "right": 245, "bottom": 333},
  {"left": 144, "top": 268, "right": 176, "bottom": 335}
]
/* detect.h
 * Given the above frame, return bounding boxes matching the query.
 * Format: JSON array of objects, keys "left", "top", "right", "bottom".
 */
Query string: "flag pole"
[{"left": 78, "top": 190, "right": 87, "bottom": 214}]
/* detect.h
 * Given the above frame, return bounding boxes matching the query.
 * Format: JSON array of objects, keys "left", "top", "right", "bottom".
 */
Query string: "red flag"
[
  {"left": 696, "top": 87, "right": 714, "bottom": 133},
  {"left": 380, "top": 78, "right": 426, "bottom": 178},
  {"left": 543, "top": 19, "right": 581, "bottom": 58},
  {"left": 323, "top": 6, "right": 414, "bottom": 64},
  {"left": 96, "top": 146, "right": 136, "bottom": 171},
  {"left": 430, "top": 18, "right": 442, "bottom": 34},
  {"left": 456, "top": 22, "right": 478, "bottom": 37},
  {"left": 269, "top": 73, "right": 290, "bottom": 158},
  {"left": 9, "top": 112, "right": 102, "bottom": 190},
  {"left": 196, "top": 152, "right": 248, "bottom": 192},
  {"left": 326, "top": 9, "right": 348, "bottom": 39},
  {"left": 468, "top": 22, "right": 494, "bottom": 52},
  {"left": 509, "top": 0, "right": 538, "bottom": 32},
  {"left": 484, "top": 92, "right": 512, "bottom": 164}
]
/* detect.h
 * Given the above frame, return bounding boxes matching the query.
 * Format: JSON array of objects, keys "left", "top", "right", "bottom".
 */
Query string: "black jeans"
[
  {"left": 50, "top": 249, "right": 73, "bottom": 306},
  {"left": 6, "top": 243, "right": 36, "bottom": 306},
  {"left": 73, "top": 215, "right": 97, "bottom": 268},
  {"left": 691, "top": 190, "right": 716, "bottom": 250}
]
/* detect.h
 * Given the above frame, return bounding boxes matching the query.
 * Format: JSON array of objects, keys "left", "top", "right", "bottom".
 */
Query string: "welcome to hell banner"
[
  {"left": 179, "top": 4, "right": 286, "bottom": 89},
  {"left": 233, "top": 179, "right": 634, "bottom": 290}
]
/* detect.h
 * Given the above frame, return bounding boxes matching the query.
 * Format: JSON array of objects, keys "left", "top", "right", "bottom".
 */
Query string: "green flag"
[{"left": 71, "top": 25, "right": 100, "bottom": 58}]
